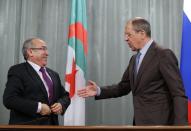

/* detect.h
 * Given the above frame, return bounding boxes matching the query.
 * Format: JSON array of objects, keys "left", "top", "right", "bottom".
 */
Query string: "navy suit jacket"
[{"left": 3, "top": 62, "right": 70, "bottom": 125}]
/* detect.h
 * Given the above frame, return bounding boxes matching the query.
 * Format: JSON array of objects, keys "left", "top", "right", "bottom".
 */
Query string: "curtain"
[{"left": 0, "top": 0, "right": 183, "bottom": 125}]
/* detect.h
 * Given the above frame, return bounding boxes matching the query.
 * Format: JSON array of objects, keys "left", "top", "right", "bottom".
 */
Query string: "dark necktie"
[
  {"left": 134, "top": 52, "right": 141, "bottom": 79},
  {"left": 40, "top": 67, "right": 54, "bottom": 102}
]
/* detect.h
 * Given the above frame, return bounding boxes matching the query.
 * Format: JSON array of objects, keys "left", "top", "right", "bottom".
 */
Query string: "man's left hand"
[{"left": 51, "top": 103, "right": 63, "bottom": 115}]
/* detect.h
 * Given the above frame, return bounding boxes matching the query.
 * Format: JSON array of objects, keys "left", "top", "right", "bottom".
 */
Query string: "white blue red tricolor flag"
[{"left": 180, "top": 0, "right": 191, "bottom": 124}]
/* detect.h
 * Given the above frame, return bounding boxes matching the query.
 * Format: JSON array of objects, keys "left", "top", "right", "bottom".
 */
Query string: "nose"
[
  {"left": 125, "top": 36, "right": 129, "bottom": 43},
  {"left": 45, "top": 50, "right": 49, "bottom": 56},
  {"left": 125, "top": 34, "right": 129, "bottom": 41}
]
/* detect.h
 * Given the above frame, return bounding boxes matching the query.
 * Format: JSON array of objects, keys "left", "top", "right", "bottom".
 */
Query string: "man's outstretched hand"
[{"left": 77, "top": 80, "right": 98, "bottom": 98}]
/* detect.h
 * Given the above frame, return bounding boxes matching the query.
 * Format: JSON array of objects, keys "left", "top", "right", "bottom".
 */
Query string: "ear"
[
  {"left": 140, "top": 30, "right": 146, "bottom": 39},
  {"left": 27, "top": 48, "right": 33, "bottom": 57}
]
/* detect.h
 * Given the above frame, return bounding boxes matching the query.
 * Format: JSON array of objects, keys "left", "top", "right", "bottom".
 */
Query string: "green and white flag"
[{"left": 64, "top": 0, "right": 88, "bottom": 125}]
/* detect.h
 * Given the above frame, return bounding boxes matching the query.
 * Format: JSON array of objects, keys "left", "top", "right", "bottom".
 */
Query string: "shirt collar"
[
  {"left": 27, "top": 60, "right": 42, "bottom": 72},
  {"left": 139, "top": 39, "right": 153, "bottom": 55}
]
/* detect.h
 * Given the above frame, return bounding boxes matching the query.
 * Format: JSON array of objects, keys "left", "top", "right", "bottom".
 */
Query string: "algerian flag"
[{"left": 64, "top": 0, "right": 88, "bottom": 126}]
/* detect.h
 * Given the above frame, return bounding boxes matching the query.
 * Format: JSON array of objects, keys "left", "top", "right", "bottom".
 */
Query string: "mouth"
[
  {"left": 127, "top": 42, "right": 132, "bottom": 47},
  {"left": 43, "top": 57, "right": 48, "bottom": 61}
]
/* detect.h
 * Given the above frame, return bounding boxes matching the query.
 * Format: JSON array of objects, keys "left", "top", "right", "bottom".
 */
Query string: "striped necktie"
[
  {"left": 40, "top": 67, "right": 54, "bottom": 103},
  {"left": 134, "top": 51, "right": 141, "bottom": 79}
]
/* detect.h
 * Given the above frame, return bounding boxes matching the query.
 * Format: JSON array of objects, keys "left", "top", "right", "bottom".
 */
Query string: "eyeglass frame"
[{"left": 30, "top": 46, "right": 48, "bottom": 51}]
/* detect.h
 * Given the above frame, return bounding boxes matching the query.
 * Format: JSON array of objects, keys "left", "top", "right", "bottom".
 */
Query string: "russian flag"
[{"left": 180, "top": 0, "right": 191, "bottom": 124}]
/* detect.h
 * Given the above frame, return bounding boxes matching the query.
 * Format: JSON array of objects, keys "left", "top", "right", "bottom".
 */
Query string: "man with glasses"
[{"left": 3, "top": 38, "right": 70, "bottom": 125}]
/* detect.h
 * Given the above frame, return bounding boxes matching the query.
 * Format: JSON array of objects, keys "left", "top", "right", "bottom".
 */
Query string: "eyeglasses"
[{"left": 30, "top": 47, "right": 48, "bottom": 51}]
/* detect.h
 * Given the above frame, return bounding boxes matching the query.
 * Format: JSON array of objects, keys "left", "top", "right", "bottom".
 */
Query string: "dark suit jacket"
[
  {"left": 96, "top": 42, "right": 188, "bottom": 125},
  {"left": 3, "top": 62, "right": 70, "bottom": 125}
]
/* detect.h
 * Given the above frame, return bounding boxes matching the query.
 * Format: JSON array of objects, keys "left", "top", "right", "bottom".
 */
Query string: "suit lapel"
[
  {"left": 127, "top": 55, "right": 137, "bottom": 92},
  {"left": 46, "top": 69, "right": 56, "bottom": 101},
  {"left": 25, "top": 62, "right": 49, "bottom": 99},
  {"left": 134, "top": 42, "right": 157, "bottom": 88}
]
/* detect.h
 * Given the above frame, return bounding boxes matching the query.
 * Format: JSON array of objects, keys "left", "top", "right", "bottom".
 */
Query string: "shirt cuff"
[
  {"left": 37, "top": 102, "right": 42, "bottom": 113},
  {"left": 96, "top": 86, "right": 101, "bottom": 96}
]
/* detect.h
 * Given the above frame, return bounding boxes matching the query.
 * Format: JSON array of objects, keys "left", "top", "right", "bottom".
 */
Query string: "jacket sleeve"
[
  {"left": 3, "top": 66, "right": 38, "bottom": 117},
  {"left": 159, "top": 49, "right": 188, "bottom": 125},
  {"left": 95, "top": 57, "right": 133, "bottom": 100}
]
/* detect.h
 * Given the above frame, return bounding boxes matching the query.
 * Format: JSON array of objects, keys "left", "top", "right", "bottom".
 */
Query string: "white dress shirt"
[
  {"left": 136, "top": 39, "right": 153, "bottom": 72},
  {"left": 27, "top": 60, "right": 52, "bottom": 113}
]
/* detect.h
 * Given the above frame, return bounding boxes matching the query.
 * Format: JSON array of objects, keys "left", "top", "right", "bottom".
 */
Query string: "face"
[
  {"left": 27, "top": 39, "right": 48, "bottom": 67},
  {"left": 124, "top": 22, "right": 143, "bottom": 51}
]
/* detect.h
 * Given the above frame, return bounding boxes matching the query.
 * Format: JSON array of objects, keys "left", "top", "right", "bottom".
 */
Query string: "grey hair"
[
  {"left": 22, "top": 38, "right": 36, "bottom": 60},
  {"left": 131, "top": 17, "right": 151, "bottom": 37}
]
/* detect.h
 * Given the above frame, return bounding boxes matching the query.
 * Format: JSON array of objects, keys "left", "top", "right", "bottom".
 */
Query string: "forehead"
[
  {"left": 32, "top": 39, "right": 46, "bottom": 47},
  {"left": 125, "top": 22, "right": 134, "bottom": 32}
]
